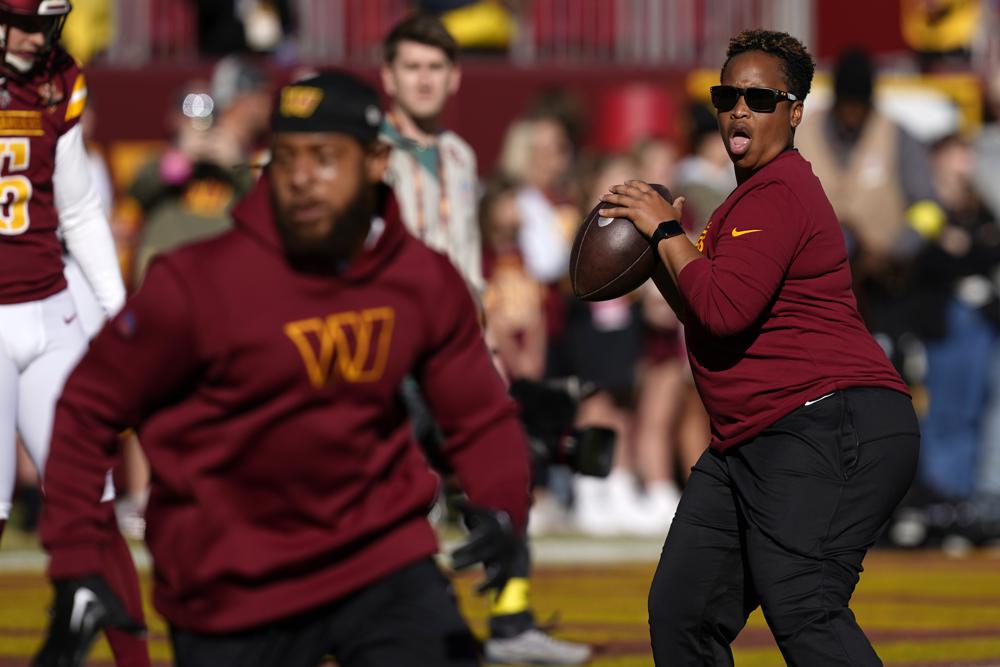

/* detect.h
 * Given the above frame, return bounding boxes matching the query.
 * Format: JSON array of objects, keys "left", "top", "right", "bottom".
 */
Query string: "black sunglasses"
[{"left": 710, "top": 85, "right": 799, "bottom": 113}]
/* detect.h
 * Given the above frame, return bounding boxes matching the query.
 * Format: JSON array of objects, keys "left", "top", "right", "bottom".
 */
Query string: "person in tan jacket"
[{"left": 795, "top": 47, "right": 945, "bottom": 369}]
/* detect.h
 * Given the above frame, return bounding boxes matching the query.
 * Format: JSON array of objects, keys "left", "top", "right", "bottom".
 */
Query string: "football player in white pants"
[
  {"left": 0, "top": 0, "right": 125, "bottom": 541},
  {"left": 0, "top": 5, "right": 151, "bottom": 665}
]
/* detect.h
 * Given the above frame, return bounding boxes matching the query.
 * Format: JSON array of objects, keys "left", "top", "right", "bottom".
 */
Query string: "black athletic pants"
[
  {"left": 170, "top": 559, "right": 480, "bottom": 667},
  {"left": 648, "top": 387, "right": 920, "bottom": 666}
]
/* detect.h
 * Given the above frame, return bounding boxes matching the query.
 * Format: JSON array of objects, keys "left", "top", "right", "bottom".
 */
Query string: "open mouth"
[{"left": 728, "top": 126, "right": 752, "bottom": 156}]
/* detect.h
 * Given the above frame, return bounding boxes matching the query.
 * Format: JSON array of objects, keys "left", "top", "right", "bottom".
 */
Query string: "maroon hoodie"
[
  {"left": 676, "top": 150, "right": 909, "bottom": 450},
  {"left": 41, "top": 177, "right": 532, "bottom": 632}
]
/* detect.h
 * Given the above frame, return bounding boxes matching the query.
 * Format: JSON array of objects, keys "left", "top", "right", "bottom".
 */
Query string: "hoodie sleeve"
[
  {"left": 676, "top": 182, "right": 807, "bottom": 337},
  {"left": 415, "top": 256, "right": 532, "bottom": 534},
  {"left": 41, "top": 258, "right": 204, "bottom": 579}
]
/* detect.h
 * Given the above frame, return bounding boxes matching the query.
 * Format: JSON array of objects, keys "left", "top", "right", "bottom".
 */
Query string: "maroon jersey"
[
  {"left": 41, "top": 179, "right": 532, "bottom": 632},
  {"left": 676, "top": 150, "right": 909, "bottom": 450},
  {"left": 0, "top": 50, "right": 86, "bottom": 304}
]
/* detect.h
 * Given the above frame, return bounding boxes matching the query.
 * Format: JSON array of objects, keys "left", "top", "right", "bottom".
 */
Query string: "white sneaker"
[
  {"left": 573, "top": 476, "right": 621, "bottom": 536},
  {"left": 605, "top": 470, "right": 656, "bottom": 536},
  {"left": 484, "top": 628, "right": 592, "bottom": 665},
  {"left": 529, "top": 493, "right": 571, "bottom": 537},
  {"left": 629, "top": 482, "right": 681, "bottom": 537}
]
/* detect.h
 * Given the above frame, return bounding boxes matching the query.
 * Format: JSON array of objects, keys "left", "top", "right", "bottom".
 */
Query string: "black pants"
[
  {"left": 648, "top": 388, "right": 919, "bottom": 666},
  {"left": 170, "top": 559, "right": 480, "bottom": 667}
]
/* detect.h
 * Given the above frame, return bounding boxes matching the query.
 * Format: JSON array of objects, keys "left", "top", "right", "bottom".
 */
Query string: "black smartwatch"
[{"left": 649, "top": 219, "right": 685, "bottom": 247}]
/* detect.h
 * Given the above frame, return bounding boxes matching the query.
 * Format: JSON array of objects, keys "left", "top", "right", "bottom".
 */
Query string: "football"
[{"left": 569, "top": 183, "right": 673, "bottom": 301}]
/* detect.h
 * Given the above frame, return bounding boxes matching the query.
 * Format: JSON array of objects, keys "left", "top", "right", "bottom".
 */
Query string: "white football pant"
[{"left": 0, "top": 288, "right": 112, "bottom": 521}]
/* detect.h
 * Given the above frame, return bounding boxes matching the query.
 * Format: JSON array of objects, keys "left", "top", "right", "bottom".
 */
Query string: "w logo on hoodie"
[{"left": 284, "top": 307, "right": 395, "bottom": 388}]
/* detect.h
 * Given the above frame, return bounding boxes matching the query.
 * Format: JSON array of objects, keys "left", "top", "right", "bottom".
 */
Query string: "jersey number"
[{"left": 0, "top": 138, "right": 32, "bottom": 236}]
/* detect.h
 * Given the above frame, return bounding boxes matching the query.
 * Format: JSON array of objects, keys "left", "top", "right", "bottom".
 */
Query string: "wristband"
[{"left": 649, "top": 219, "right": 685, "bottom": 247}]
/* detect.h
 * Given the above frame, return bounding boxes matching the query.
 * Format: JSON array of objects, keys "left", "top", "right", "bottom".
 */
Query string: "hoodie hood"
[{"left": 231, "top": 174, "right": 407, "bottom": 282}]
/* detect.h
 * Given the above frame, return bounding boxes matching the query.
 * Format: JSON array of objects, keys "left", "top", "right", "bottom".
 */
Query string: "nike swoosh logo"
[
  {"left": 69, "top": 587, "right": 98, "bottom": 634},
  {"left": 597, "top": 216, "right": 614, "bottom": 227},
  {"left": 731, "top": 228, "right": 763, "bottom": 237},
  {"left": 804, "top": 392, "right": 835, "bottom": 406},
  {"left": 63, "top": 313, "right": 77, "bottom": 325}
]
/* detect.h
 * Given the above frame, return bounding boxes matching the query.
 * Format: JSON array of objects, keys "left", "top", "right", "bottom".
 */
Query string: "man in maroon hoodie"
[
  {"left": 598, "top": 30, "right": 920, "bottom": 666},
  {"left": 34, "top": 71, "right": 532, "bottom": 667}
]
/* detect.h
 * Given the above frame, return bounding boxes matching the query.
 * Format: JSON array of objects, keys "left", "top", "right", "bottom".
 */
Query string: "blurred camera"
[{"left": 509, "top": 377, "right": 616, "bottom": 478}]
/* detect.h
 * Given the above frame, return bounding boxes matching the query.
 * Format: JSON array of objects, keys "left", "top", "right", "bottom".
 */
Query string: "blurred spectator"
[
  {"left": 195, "top": 0, "right": 295, "bottom": 56},
  {"left": 129, "top": 73, "right": 262, "bottom": 284},
  {"left": 479, "top": 179, "right": 560, "bottom": 544},
  {"left": 675, "top": 101, "right": 736, "bottom": 230},
  {"left": 631, "top": 137, "right": 678, "bottom": 189},
  {"left": 480, "top": 175, "right": 547, "bottom": 381},
  {"left": 526, "top": 87, "right": 588, "bottom": 153},
  {"left": 797, "top": 49, "right": 940, "bottom": 267},
  {"left": 633, "top": 277, "right": 685, "bottom": 496},
  {"left": 211, "top": 55, "right": 273, "bottom": 158},
  {"left": 795, "top": 48, "right": 944, "bottom": 370},
  {"left": 380, "top": 13, "right": 482, "bottom": 292},
  {"left": 974, "top": 68, "right": 1000, "bottom": 220},
  {"left": 912, "top": 133, "right": 1000, "bottom": 502},
  {"left": 630, "top": 137, "right": 684, "bottom": 526},
  {"left": 568, "top": 154, "right": 649, "bottom": 536},
  {"left": 901, "top": 0, "right": 981, "bottom": 72},
  {"left": 499, "top": 113, "right": 577, "bottom": 284}
]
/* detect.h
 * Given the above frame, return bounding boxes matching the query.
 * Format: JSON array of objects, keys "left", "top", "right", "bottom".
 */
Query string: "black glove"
[
  {"left": 450, "top": 502, "right": 518, "bottom": 594},
  {"left": 33, "top": 575, "right": 146, "bottom": 667}
]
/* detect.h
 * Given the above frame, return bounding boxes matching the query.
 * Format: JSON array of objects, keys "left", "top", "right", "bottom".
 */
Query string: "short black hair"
[
  {"left": 383, "top": 13, "right": 458, "bottom": 64},
  {"left": 721, "top": 29, "right": 815, "bottom": 101}
]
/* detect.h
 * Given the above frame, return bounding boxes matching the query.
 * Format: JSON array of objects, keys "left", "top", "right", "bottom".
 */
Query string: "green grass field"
[{"left": 2, "top": 531, "right": 999, "bottom": 666}]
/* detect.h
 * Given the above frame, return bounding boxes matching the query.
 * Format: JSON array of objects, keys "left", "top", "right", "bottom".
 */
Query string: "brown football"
[{"left": 569, "top": 183, "right": 673, "bottom": 301}]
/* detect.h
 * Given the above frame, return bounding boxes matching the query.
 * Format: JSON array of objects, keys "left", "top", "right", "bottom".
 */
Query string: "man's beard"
[{"left": 273, "top": 186, "right": 377, "bottom": 274}]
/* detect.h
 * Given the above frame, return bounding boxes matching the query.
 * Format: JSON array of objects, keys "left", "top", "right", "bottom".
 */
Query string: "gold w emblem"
[
  {"left": 280, "top": 85, "right": 324, "bottom": 118},
  {"left": 284, "top": 307, "right": 395, "bottom": 388}
]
